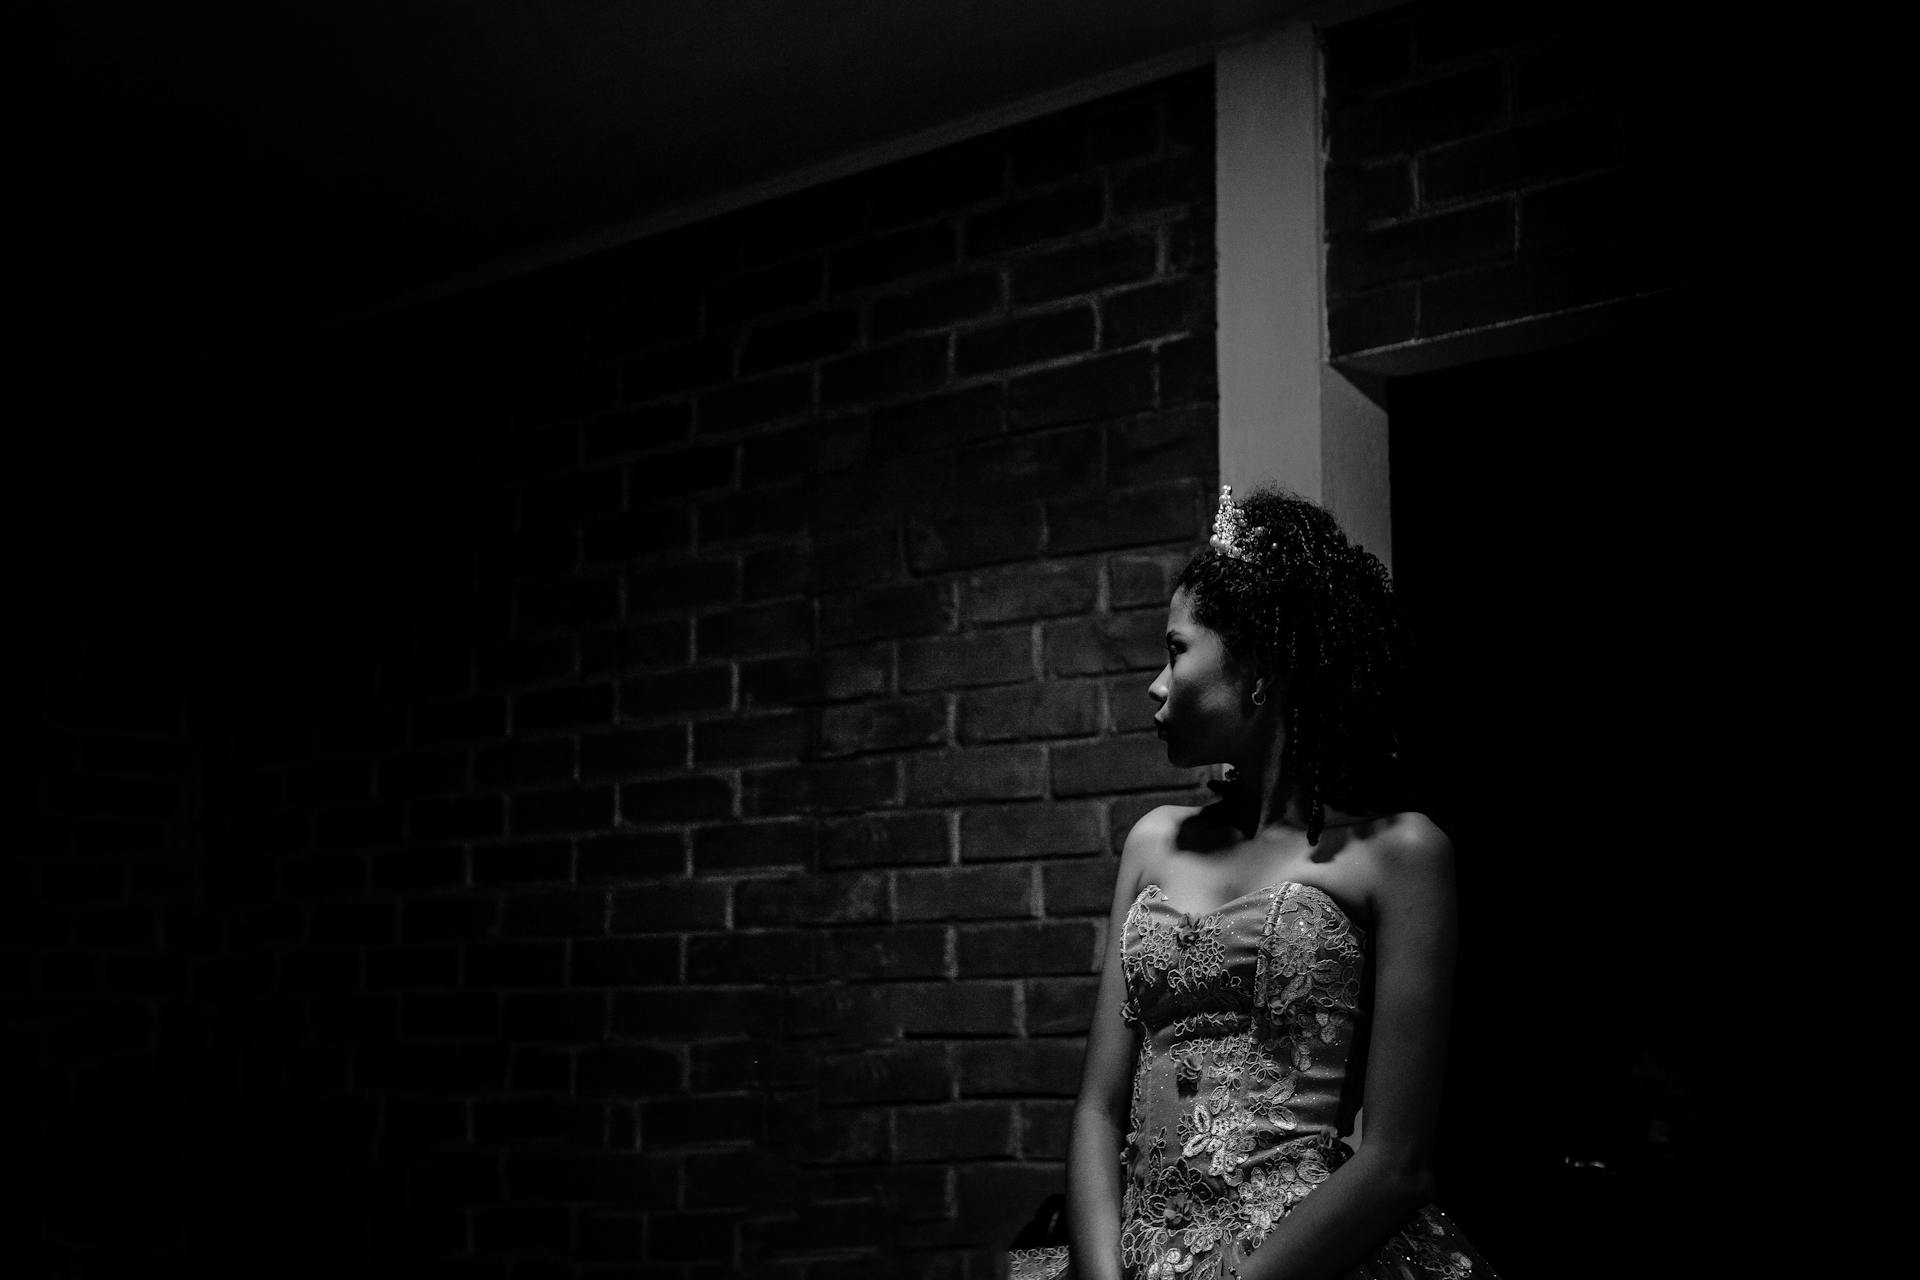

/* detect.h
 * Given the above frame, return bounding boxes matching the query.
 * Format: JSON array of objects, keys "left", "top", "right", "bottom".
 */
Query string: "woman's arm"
[
  {"left": 1065, "top": 809, "right": 1161, "bottom": 1280},
  {"left": 1232, "top": 814, "right": 1458, "bottom": 1280}
]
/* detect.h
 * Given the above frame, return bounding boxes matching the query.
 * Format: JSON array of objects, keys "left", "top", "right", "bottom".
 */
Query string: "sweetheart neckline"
[{"left": 1132, "top": 879, "right": 1368, "bottom": 935}]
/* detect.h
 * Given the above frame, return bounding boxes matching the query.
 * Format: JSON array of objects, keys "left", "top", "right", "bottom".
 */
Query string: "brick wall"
[
  {"left": 1322, "top": 1, "right": 1701, "bottom": 358},
  {"left": 5, "top": 330, "right": 211, "bottom": 1276},
  {"left": 23, "top": 68, "right": 1221, "bottom": 1279}
]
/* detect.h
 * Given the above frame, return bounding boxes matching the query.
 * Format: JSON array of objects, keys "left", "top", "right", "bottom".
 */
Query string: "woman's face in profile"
[{"left": 1150, "top": 587, "right": 1262, "bottom": 768}]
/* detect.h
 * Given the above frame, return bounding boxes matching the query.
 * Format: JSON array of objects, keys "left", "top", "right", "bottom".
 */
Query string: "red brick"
[
  {"left": 1052, "top": 735, "right": 1193, "bottom": 796},
  {"left": 1424, "top": 112, "right": 1619, "bottom": 208},
  {"left": 783, "top": 982, "right": 899, "bottom": 1040},
  {"left": 1329, "top": 284, "right": 1419, "bottom": 355},
  {"left": 580, "top": 501, "right": 690, "bottom": 560},
  {"left": 742, "top": 542, "right": 808, "bottom": 599},
  {"left": 1008, "top": 233, "right": 1158, "bottom": 306},
  {"left": 1041, "top": 857, "right": 1122, "bottom": 917},
  {"left": 872, "top": 272, "right": 1003, "bottom": 342},
  {"left": 611, "top": 986, "right": 778, "bottom": 1039},
  {"left": 960, "top": 558, "right": 1099, "bottom": 626},
  {"left": 820, "top": 924, "right": 951, "bottom": 980},
  {"left": 869, "top": 385, "right": 1005, "bottom": 460},
  {"left": 1006, "top": 348, "right": 1155, "bottom": 430},
  {"left": 580, "top": 618, "right": 689, "bottom": 672},
  {"left": 692, "top": 821, "right": 814, "bottom": 873},
  {"left": 510, "top": 786, "right": 614, "bottom": 835},
  {"left": 1108, "top": 405, "right": 1216, "bottom": 489},
  {"left": 692, "top": 1035, "right": 815, "bottom": 1090},
  {"left": 694, "top": 369, "right": 812, "bottom": 435},
  {"left": 1326, "top": 200, "right": 1515, "bottom": 295},
  {"left": 953, "top": 304, "right": 1095, "bottom": 376},
  {"left": 959, "top": 801, "right": 1107, "bottom": 860},
  {"left": 618, "top": 775, "right": 735, "bottom": 823},
  {"left": 1048, "top": 477, "right": 1207, "bottom": 554},
  {"left": 905, "top": 745, "right": 1047, "bottom": 804},
  {"left": 1108, "top": 548, "right": 1188, "bottom": 608},
  {"left": 742, "top": 759, "right": 900, "bottom": 814},
  {"left": 820, "top": 335, "right": 951, "bottom": 407},
  {"left": 608, "top": 877, "right": 728, "bottom": 932},
  {"left": 1020, "top": 1100, "right": 1077, "bottom": 1159},
  {"left": 829, "top": 224, "right": 959, "bottom": 293},
  {"left": 580, "top": 725, "right": 686, "bottom": 776},
  {"left": 779, "top": 1102, "right": 889, "bottom": 1165},
  {"left": 410, "top": 794, "right": 503, "bottom": 842},
  {"left": 741, "top": 307, "right": 861, "bottom": 373},
  {"left": 812, "top": 450, "right": 958, "bottom": 530},
  {"left": 696, "top": 599, "right": 813, "bottom": 659},
  {"left": 955, "top": 1039, "right": 1084, "bottom": 1095},
  {"left": 819, "top": 811, "right": 951, "bottom": 868},
  {"left": 693, "top": 712, "right": 810, "bottom": 765},
  {"left": 584, "top": 400, "right": 693, "bottom": 460},
  {"left": 871, "top": 149, "right": 1007, "bottom": 226},
  {"left": 1026, "top": 975, "right": 1101, "bottom": 1035},
  {"left": 894, "top": 990, "right": 1029, "bottom": 1036},
  {"left": 685, "top": 930, "right": 821, "bottom": 982},
  {"left": 966, "top": 185, "right": 1104, "bottom": 257},
  {"left": 1101, "top": 274, "right": 1215, "bottom": 349},
  {"left": 741, "top": 646, "right": 892, "bottom": 707},
  {"left": 895, "top": 864, "right": 1035, "bottom": 921},
  {"left": 643, "top": 1095, "right": 764, "bottom": 1149},
  {"left": 698, "top": 482, "right": 809, "bottom": 547},
  {"left": 500, "top": 889, "right": 608, "bottom": 937},
  {"left": 735, "top": 870, "right": 889, "bottom": 927},
  {"left": 579, "top": 829, "right": 687, "bottom": 880},
  {"left": 1043, "top": 609, "right": 1166, "bottom": 676},
  {"left": 576, "top": 1045, "right": 684, "bottom": 1097},
  {"left": 503, "top": 990, "right": 607, "bottom": 1042},
  {"left": 818, "top": 1043, "right": 952, "bottom": 1105},
  {"left": 956, "top": 921, "right": 1099, "bottom": 976},
  {"left": 957, "top": 682, "right": 1101, "bottom": 744},
  {"left": 684, "top": 1147, "right": 805, "bottom": 1210},
  {"left": 905, "top": 505, "right": 1047, "bottom": 574},
  {"left": 957, "top": 426, "right": 1103, "bottom": 507},
  {"left": 515, "top": 575, "right": 623, "bottom": 631},
  {"left": 464, "top": 940, "right": 566, "bottom": 987},
  {"left": 818, "top": 695, "right": 950, "bottom": 757},
  {"left": 900, "top": 628, "right": 1034, "bottom": 692},
  {"left": 894, "top": 1102, "right": 1017, "bottom": 1161},
  {"left": 1111, "top": 154, "right": 1209, "bottom": 218},
  {"left": 819, "top": 580, "right": 953, "bottom": 646},
  {"left": 740, "top": 415, "right": 868, "bottom": 488},
  {"left": 470, "top": 840, "right": 568, "bottom": 890},
  {"left": 622, "top": 444, "right": 735, "bottom": 504}
]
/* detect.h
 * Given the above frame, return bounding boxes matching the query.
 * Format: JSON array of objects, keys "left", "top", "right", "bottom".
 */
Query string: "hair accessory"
[{"left": 1209, "top": 484, "right": 1270, "bottom": 567}]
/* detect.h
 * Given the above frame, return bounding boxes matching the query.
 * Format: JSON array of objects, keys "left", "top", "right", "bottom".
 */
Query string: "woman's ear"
[{"left": 1250, "top": 675, "right": 1272, "bottom": 708}]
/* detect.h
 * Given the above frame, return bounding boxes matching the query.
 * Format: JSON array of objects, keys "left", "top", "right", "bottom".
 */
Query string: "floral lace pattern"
[{"left": 1114, "top": 881, "right": 1492, "bottom": 1280}]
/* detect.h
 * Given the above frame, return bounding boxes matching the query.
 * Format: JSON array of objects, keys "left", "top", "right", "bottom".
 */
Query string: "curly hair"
[{"left": 1174, "top": 486, "right": 1407, "bottom": 843}]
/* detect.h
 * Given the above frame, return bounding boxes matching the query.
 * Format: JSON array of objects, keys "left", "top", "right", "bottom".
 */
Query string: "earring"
[{"left": 1251, "top": 688, "right": 1268, "bottom": 707}]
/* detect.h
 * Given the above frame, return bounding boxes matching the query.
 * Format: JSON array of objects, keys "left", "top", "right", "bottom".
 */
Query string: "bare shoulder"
[
  {"left": 1371, "top": 811, "right": 1454, "bottom": 868},
  {"left": 1360, "top": 811, "right": 1455, "bottom": 911},
  {"left": 1120, "top": 803, "right": 1203, "bottom": 883}
]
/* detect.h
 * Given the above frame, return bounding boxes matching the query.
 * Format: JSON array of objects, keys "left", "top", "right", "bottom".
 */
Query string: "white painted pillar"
[{"left": 1215, "top": 25, "right": 1393, "bottom": 569}]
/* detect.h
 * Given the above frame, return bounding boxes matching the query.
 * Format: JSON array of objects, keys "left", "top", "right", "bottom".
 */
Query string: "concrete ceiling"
[{"left": 9, "top": 1, "right": 1301, "bottom": 353}]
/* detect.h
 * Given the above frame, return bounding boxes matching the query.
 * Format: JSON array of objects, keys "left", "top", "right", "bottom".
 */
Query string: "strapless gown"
[{"left": 1114, "top": 880, "right": 1497, "bottom": 1280}]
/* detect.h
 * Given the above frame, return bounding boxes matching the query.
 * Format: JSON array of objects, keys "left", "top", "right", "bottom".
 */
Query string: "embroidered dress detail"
[{"left": 1115, "top": 881, "right": 1498, "bottom": 1280}]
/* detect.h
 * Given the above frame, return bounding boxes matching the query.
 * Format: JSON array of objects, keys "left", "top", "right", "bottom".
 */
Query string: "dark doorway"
[{"left": 1386, "top": 317, "right": 1714, "bottom": 1277}]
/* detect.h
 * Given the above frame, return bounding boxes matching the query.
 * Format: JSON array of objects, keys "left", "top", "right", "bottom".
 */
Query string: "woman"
[{"left": 1045, "top": 485, "right": 1497, "bottom": 1280}]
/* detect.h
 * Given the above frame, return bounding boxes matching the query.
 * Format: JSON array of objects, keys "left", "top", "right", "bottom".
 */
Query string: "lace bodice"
[{"left": 1115, "top": 880, "right": 1484, "bottom": 1280}]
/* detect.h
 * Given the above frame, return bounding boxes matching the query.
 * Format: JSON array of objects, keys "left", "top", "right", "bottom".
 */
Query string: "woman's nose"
[{"left": 1148, "top": 667, "right": 1169, "bottom": 705}]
